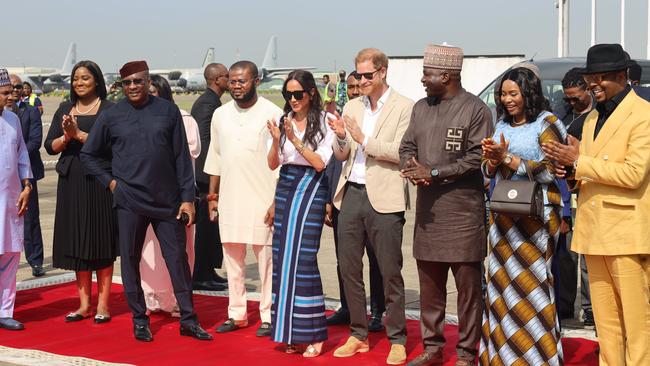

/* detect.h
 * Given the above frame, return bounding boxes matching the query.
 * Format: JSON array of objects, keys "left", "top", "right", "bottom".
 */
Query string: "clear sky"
[{"left": 4, "top": 0, "right": 649, "bottom": 73}]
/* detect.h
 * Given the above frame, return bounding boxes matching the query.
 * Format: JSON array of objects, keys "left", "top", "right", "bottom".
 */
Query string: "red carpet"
[{"left": 0, "top": 282, "right": 598, "bottom": 365}]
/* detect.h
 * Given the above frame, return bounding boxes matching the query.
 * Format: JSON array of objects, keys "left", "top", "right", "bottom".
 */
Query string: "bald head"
[
  {"left": 9, "top": 74, "right": 21, "bottom": 85},
  {"left": 204, "top": 63, "right": 228, "bottom": 95},
  {"left": 204, "top": 63, "right": 227, "bottom": 81}
]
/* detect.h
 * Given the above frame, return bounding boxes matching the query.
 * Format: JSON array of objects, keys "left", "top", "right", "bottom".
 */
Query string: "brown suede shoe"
[
  {"left": 406, "top": 351, "right": 443, "bottom": 366},
  {"left": 333, "top": 336, "right": 370, "bottom": 357},
  {"left": 387, "top": 344, "right": 407, "bottom": 365}
]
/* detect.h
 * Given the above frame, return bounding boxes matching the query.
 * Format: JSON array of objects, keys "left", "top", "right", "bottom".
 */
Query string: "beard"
[{"left": 232, "top": 85, "right": 257, "bottom": 104}]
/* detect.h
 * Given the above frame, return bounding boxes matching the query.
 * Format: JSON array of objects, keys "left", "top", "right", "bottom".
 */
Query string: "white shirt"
[
  {"left": 203, "top": 97, "right": 283, "bottom": 245},
  {"left": 347, "top": 87, "right": 392, "bottom": 184},
  {"left": 269, "top": 111, "right": 336, "bottom": 167}
]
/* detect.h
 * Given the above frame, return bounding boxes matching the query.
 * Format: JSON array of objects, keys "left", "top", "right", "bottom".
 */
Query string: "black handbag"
[{"left": 490, "top": 164, "right": 544, "bottom": 219}]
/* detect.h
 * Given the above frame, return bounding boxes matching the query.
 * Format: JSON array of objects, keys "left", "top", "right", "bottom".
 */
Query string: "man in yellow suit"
[{"left": 544, "top": 43, "right": 650, "bottom": 366}]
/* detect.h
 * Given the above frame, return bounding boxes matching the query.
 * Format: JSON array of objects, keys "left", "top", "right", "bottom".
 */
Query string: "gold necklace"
[
  {"left": 511, "top": 119, "right": 526, "bottom": 126},
  {"left": 74, "top": 98, "right": 101, "bottom": 115}
]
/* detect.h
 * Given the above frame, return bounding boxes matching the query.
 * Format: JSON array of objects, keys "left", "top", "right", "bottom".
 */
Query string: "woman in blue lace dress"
[{"left": 479, "top": 67, "right": 567, "bottom": 366}]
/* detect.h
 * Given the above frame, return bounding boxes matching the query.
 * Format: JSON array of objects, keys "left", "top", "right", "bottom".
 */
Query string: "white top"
[
  {"left": 203, "top": 97, "right": 283, "bottom": 245},
  {"left": 347, "top": 87, "right": 392, "bottom": 184},
  {"left": 0, "top": 110, "right": 32, "bottom": 254},
  {"left": 269, "top": 111, "right": 336, "bottom": 167}
]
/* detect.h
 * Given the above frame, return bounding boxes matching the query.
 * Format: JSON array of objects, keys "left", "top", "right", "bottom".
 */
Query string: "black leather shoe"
[
  {"left": 192, "top": 280, "right": 227, "bottom": 291},
  {"left": 368, "top": 316, "right": 384, "bottom": 332},
  {"left": 406, "top": 351, "right": 443, "bottom": 366},
  {"left": 180, "top": 323, "right": 213, "bottom": 340},
  {"left": 212, "top": 273, "right": 228, "bottom": 284},
  {"left": 326, "top": 308, "right": 350, "bottom": 326},
  {"left": 256, "top": 322, "right": 271, "bottom": 337},
  {"left": 134, "top": 324, "right": 153, "bottom": 342},
  {"left": 215, "top": 318, "right": 247, "bottom": 333},
  {"left": 0, "top": 318, "right": 24, "bottom": 330},
  {"left": 32, "top": 265, "right": 45, "bottom": 277}
]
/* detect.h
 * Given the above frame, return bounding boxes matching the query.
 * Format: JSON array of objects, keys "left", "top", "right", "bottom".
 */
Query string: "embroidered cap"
[
  {"left": 0, "top": 69, "right": 10, "bottom": 87},
  {"left": 423, "top": 44, "right": 463, "bottom": 71}
]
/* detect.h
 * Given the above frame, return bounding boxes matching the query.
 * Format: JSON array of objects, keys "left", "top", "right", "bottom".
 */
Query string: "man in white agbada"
[
  {"left": 0, "top": 68, "right": 33, "bottom": 330},
  {"left": 204, "top": 61, "right": 282, "bottom": 337}
]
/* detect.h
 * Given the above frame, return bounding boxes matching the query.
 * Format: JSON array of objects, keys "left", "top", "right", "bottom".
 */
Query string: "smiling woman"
[{"left": 44, "top": 60, "right": 118, "bottom": 325}]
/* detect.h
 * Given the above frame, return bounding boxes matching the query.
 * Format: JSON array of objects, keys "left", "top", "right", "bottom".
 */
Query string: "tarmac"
[{"left": 3, "top": 95, "right": 594, "bottom": 365}]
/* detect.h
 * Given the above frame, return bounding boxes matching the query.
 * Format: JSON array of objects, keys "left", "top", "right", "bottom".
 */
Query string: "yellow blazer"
[
  {"left": 573, "top": 90, "right": 650, "bottom": 255},
  {"left": 332, "top": 89, "right": 414, "bottom": 213}
]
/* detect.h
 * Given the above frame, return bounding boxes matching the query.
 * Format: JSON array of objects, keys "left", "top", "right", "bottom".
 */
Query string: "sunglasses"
[
  {"left": 563, "top": 96, "right": 580, "bottom": 103},
  {"left": 283, "top": 90, "right": 306, "bottom": 101},
  {"left": 121, "top": 78, "right": 146, "bottom": 86},
  {"left": 583, "top": 71, "right": 617, "bottom": 84},
  {"left": 352, "top": 69, "right": 381, "bottom": 81}
]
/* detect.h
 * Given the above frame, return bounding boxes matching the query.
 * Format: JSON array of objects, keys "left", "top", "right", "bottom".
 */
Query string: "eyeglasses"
[
  {"left": 283, "top": 90, "right": 306, "bottom": 101},
  {"left": 121, "top": 78, "right": 146, "bottom": 86},
  {"left": 352, "top": 69, "right": 381, "bottom": 81},
  {"left": 563, "top": 96, "right": 580, "bottom": 103},
  {"left": 211, "top": 74, "right": 229, "bottom": 81},
  {"left": 228, "top": 79, "right": 253, "bottom": 86}
]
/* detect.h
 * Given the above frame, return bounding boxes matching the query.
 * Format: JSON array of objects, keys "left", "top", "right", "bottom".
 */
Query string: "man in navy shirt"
[{"left": 81, "top": 61, "right": 211, "bottom": 342}]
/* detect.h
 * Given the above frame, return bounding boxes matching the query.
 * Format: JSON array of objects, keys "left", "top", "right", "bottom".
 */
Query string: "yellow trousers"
[{"left": 585, "top": 254, "right": 650, "bottom": 366}]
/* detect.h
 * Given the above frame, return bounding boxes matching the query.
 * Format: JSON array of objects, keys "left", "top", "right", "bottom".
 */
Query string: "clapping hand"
[
  {"left": 62, "top": 114, "right": 80, "bottom": 140},
  {"left": 344, "top": 115, "right": 364, "bottom": 144},
  {"left": 327, "top": 111, "right": 346, "bottom": 139},
  {"left": 541, "top": 135, "right": 580, "bottom": 167},
  {"left": 266, "top": 118, "right": 281, "bottom": 142},
  {"left": 400, "top": 157, "right": 432, "bottom": 186},
  {"left": 282, "top": 116, "right": 296, "bottom": 142},
  {"left": 482, "top": 133, "right": 509, "bottom": 166}
]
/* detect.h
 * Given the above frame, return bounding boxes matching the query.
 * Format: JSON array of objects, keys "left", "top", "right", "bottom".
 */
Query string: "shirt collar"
[
  {"left": 596, "top": 85, "right": 631, "bottom": 116},
  {"left": 362, "top": 86, "right": 392, "bottom": 111}
]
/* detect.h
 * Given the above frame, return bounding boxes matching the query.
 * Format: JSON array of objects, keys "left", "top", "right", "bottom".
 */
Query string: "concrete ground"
[{"left": 4, "top": 95, "right": 593, "bottom": 365}]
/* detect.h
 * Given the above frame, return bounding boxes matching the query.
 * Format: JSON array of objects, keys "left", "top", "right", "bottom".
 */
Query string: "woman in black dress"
[{"left": 44, "top": 61, "right": 117, "bottom": 324}]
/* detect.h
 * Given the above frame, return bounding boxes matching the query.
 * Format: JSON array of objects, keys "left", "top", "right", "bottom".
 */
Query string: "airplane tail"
[
  {"left": 262, "top": 36, "right": 278, "bottom": 69},
  {"left": 202, "top": 48, "right": 215, "bottom": 68},
  {"left": 61, "top": 42, "right": 76, "bottom": 75}
]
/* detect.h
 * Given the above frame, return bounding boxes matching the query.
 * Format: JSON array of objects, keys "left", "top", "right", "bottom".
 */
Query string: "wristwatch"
[
  {"left": 503, "top": 153, "right": 513, "bottom": 165},
  {"left": 573, "top": 158, "right": 578, "bottom": 170},
  {"left": 430, "top": 168, "right": 439, "bottom": 178}
]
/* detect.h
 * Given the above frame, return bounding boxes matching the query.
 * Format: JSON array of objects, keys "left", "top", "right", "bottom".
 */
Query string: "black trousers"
[
  {"left": 555, "top": 231, "right": 592, "bottom": 318},
  {"left": 23, "top": 179, "right": 44, "bottom": 267},
  {"left": 338, "top": 183, "right": 406, "bottom": 344},
  {"left": 193, "top": 182, "right": 223, "bottom": 281},
  {"left": 117, "top": 208, "right": 197, "bottom": 326},
  {"left": 332, "top": 207, "right": 385, "bottom": 316}
]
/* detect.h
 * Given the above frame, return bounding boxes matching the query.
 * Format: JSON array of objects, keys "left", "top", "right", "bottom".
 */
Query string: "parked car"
[{"left": 477, "top": 57, "right": 650, "bottom": 121}]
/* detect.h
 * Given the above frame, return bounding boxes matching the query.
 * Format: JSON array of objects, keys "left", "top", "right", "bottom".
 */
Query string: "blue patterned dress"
[{"left": 479, "top": 112, "right": 567, "bottom": 366}]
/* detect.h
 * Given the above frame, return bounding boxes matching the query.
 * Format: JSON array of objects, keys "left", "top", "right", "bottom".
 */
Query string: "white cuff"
[{"left": 362, "top": 135, "right": 369, "bottom": 149}]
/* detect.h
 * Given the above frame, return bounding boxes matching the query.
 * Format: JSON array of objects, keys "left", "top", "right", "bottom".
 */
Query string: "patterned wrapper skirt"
[
  {"left": 479, "top": 204, "right": 564, "bottom": 366},
  {"left": 271, "top": 164, "right": 328, "bottom": 344}
]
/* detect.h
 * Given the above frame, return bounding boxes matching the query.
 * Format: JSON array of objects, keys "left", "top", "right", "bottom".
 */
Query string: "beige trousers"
[
  {"left": 585, "top": 254, "right": 650, "bottom": 366},
  {"left": 222, "top": 242, "right": 272, "bottom": 323}
]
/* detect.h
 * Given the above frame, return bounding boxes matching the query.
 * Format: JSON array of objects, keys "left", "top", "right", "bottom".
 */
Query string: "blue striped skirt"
[{"left": 271, "top": 164, "right": 328, "bottom": 344}]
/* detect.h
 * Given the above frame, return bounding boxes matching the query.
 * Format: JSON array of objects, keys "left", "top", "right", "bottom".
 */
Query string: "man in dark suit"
[
  {"left": 190, "top": 63, "right": 229, "bottom": 291},
  {"left": 7, "top": 75, "right": 44, "bottom": 278}
]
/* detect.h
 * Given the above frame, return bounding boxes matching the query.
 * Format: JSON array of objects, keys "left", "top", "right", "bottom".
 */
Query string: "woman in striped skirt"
[{"left": 267, "top": 70, "right": 335, "bottom": 358}]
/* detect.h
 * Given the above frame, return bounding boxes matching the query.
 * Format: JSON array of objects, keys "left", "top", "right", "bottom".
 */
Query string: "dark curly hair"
[
  {"left": 280, "top": 70, "right": 324, "bottom": 150},
  {"left": 495, "top": 67, "right": 550, "bottom": 123},
  {"left": 561, "top": 67, "right": 587, "bottom": 89}
]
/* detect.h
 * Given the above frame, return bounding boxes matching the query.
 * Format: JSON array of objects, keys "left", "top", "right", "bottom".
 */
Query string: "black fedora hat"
[{"left": 581, "top": 43, "right": 631, "bottom": 74}]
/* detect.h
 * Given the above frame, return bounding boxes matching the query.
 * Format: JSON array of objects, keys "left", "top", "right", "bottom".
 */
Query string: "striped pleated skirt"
[{"left": 271, "top": 164, "right": 328, "bottom": 344}]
